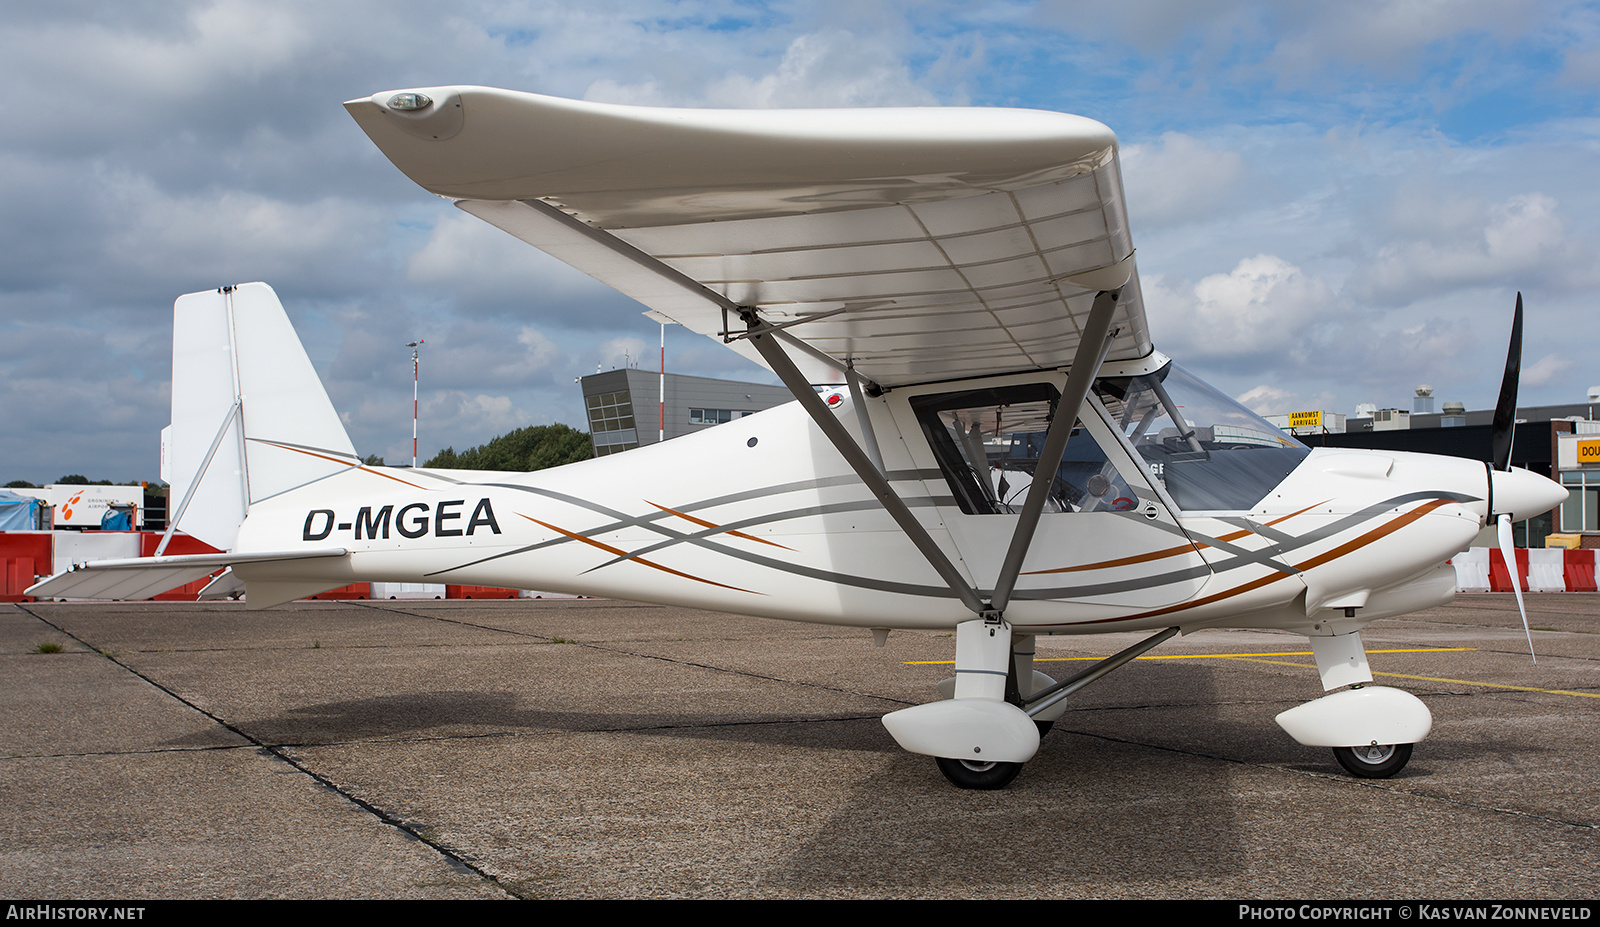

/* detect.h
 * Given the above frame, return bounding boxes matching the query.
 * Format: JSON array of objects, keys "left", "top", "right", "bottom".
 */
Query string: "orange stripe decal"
[
  {"left": 1023, "top": 542, "right": 1200, "bottom": 574},
  {"left": 646, "top": 501, "right": 795, "bottom": 551},
  {"left": 1266, "top": 500, "right": 1330, "bottom": 527},
  {"left": 253, "top": 440, "right": 431, "bottom": 490},
  {"left": 519, "top": 514, "right": 762, "bottom": 595},
  {"left": 1021, "top": 500, "right": 1330, "bottom": 576},
  {"left": 1081, "top": 498, "right": 1456, "bottom": 625}
]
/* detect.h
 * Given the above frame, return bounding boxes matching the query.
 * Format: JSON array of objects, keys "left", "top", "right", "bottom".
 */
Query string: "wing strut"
[
  {"left": 990, "top": 289, "right": 1121, "bottom": 613},
  {"left": 746, "top": 289, "right": 1121, "bottom": 621},
  {"left": 744, "top": 313, "right": 987, "bottom": 616}
]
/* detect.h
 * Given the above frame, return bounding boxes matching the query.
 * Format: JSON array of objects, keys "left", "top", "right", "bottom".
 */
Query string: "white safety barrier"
[
  {"left": 370, "top": 582, "right": 447, "bottom": 599},
  {"left": 1527, "top": 549, "right": 1568, "bottom": 592},
  {"left": 51, "top": 531, "right": 140, "bottom": 576},
  {"left": 1451, "top": 548, "right": 1490, "bottom": 593}
]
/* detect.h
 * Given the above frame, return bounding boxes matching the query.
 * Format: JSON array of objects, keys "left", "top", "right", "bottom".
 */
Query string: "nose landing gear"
[
  {"left": 1333, "top": 742, "right": 1414, "bottom": 779},
  {"left": 936, "top": 757, "right": 1024, "bottom": 790}
]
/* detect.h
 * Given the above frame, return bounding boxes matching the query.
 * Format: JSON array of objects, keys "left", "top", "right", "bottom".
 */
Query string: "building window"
[
  {"left": 689, "top": 408, "right": 752, "bottom": 425},
  {"left": 1561, "top": 471, "right": 1600, "bottom": 532},
  {"left": 586, "top": 390, "right": 636, "bottom": 433},
  {"left": 586, "top": 390, "right": 640, "bottom": 455}
]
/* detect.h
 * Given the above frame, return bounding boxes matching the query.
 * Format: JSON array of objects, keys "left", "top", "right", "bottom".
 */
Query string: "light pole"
[{"left": 407, "top": 340, "right": 424, "bottom": 467}]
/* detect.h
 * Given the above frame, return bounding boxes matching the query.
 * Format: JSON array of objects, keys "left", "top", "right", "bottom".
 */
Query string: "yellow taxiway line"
[
  {"left": 906, "top": 647, "right": 1600, "bottom": 700},
  {"left": 904, "top": 647, "right": 1470, "bottom": 666}
]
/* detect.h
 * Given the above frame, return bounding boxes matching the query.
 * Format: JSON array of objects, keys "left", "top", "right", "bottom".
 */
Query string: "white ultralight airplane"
[{"left": 32, "top": 87, "right": 1568, "bottom": 789}]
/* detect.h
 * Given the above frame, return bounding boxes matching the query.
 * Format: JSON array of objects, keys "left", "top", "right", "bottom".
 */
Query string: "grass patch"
[{"left": 33, "top": 642, "right": 64, "bottom": 654}]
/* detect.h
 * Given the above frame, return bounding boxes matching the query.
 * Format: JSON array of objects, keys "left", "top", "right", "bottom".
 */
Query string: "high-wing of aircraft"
[{"left": 32, "top": 87, "right": 1567, "bottom": 789}]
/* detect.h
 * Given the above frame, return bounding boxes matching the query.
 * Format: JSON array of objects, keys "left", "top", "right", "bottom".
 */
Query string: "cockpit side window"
[{"left": 912, "top": 383, "right": 1135, "bottom": 516}]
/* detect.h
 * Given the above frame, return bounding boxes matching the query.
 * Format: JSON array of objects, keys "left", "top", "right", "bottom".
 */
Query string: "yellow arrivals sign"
[{"left": 1288, "top": 410, "right": 1323, "bottom": 429}]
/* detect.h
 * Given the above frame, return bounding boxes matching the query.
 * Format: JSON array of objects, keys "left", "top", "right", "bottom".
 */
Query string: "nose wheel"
[
  {"left": 1333, "top": 742, "right": 1413, "bottom": 779},
  {"left": 935, "top": 756, "right": 1024, "bottom": 790}
]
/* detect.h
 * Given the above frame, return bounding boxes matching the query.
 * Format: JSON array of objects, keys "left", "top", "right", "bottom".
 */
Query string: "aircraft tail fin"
[{"left": 162, "top": 283, "right": 356, "bottom": 551}]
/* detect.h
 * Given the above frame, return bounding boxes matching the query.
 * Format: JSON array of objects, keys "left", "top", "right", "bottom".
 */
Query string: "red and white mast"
[{"left": 407, "top": 339, "right": 424, "bottom": 467}]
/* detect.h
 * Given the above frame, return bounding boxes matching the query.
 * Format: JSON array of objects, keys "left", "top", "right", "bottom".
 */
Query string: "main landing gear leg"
[
  {"left": 882, "top": 617, "right": 1040, "bottom": 790},
  {"left": 940, "top": 617, "right": 1030, "bottom": 789}
]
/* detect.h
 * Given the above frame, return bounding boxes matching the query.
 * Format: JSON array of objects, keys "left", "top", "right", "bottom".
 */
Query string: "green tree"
[
  {"left": 5, "top": 480, "right": 36, "bottom": 489},
  {"left": 425, "top": 424, "right": 593, "bottom": 472},
  {"left": 57, "top": 474, "right": 89, "bottom": 485}
]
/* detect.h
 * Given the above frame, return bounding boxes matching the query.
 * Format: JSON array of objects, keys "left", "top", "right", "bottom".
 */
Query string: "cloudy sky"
[{"left": 3, "top": 1, "right": 1597, "bottom": 484}]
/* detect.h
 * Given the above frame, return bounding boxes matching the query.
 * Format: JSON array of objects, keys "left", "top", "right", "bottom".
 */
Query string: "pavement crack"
[{"left": 12, "top": 603, "right": 521, "bottom": 897}]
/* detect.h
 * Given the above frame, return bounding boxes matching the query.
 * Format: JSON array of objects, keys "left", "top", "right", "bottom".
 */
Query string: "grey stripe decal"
[{"left": 421, "top": 475, "right": 1475, "bottom": 604}]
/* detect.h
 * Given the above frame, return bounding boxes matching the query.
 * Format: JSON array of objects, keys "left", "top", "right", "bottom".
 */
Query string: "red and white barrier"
[{"left": 1454, "top": 547, "right": 1598, "bottom": 593}]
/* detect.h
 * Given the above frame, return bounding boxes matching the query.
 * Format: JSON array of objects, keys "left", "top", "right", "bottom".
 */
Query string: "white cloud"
[
  {"left": 1121, "top": 133, "right": 1248, "bottom": 227},
  {"left": 590, "top": 30, "right": 940, "bottom": 109},
  {"left": 1265, "top": 1, "right": 1540, "bottom": 79},
  {"left": 1235, "top": 384, "right": 1339, "bottom": 416},
  {"left": 1360, "top": 193, "right": 1577, "bottom": 303},
  {"left": 1524, "top": 352, "right": 1574, "bottom": 387},
  {"left": 594, "top": 336, "right": 651, "bottom": 373},
  {"left": 422, "top": 391, "right": 535, "bottom": 444},
  {"left": 403, "top": 210, "right": 634, "bottom": 321},
  {"left": 102, "top": 175, "right": 383, "bottom": 291},
  {"left": 1235, "top": 383, "right": 1295, "bottom": 413},
  {"left": 1148, "top": 254, "right": 1340, "bottom": 365},
  {"left": 517, "top": 326, "right": 563, "bottom": 371},
  {"left": 705, "top": 31, "right": 939, "bottom": 108}
]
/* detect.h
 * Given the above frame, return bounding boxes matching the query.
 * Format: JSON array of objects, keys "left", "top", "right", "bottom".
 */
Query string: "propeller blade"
[
  {"left": 1497, "top": 513, "right": 1536, "bottom": 663},
  {"left": 1490, "top": 293, "right": 1523, "bottom": 472}
]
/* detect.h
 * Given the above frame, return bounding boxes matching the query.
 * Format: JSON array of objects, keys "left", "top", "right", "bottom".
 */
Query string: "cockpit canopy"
[{"left": 915, "top": 362, "right": 1308, "bottom": 515}]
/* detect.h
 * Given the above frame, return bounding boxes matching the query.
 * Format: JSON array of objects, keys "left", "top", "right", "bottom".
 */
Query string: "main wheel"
[
  {"left": 1332, "top": 742, "right": 1413, "bottom": 779},
  {"left": 935, "top": 756, "right": 1023, "bottom": 790}
]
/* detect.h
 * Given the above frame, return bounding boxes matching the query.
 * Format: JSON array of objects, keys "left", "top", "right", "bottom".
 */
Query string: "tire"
[
  {"left": 935, "top": 756, "right": 1023, "bottom": 790},
  {"left": 1034, "top": 720, "right": 1053, "bottom": 737},
  {"left": 1332, "top": 742, "right": 1413, "bottom": 779}
]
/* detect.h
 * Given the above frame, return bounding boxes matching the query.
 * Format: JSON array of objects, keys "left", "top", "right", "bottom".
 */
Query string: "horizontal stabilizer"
[{"left": 27, "top": 549, "right": 347, "bottom": 602}]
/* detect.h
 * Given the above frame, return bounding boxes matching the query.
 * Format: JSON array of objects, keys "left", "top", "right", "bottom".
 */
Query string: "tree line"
[
  {"left": 423, "top": 423, "right": 593, "bottom": 471},
  {"left": 6, "top": 423, "right": 594, "bottom": 487}
]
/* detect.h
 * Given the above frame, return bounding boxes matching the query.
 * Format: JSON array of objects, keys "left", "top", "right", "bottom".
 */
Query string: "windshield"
[{"left": 1094, "top": 363, "right": 1309, "bottom": 512}]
